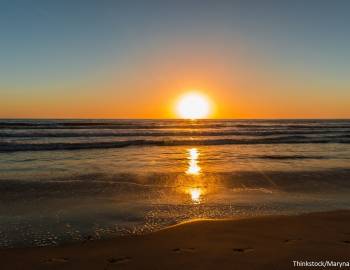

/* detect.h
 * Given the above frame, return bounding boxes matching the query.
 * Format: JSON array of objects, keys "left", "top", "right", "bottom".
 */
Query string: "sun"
[{"left": 176, "top": 92, "right": 211, "bottom": 119}]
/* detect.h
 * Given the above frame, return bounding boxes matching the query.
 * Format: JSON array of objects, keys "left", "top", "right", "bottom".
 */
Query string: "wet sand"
[{"left": 0, "top": 210, "right": 349, "bottom": 270}]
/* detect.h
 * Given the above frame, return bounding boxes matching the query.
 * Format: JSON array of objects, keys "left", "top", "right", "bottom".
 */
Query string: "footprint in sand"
[
  {"left": 45, "top": 257, "right": 69, "bottom": 263},
  {"left": 284, "top": 238, "right": 302, "bottom": 244},
  {"left": 172, "top": 247, "right": 196, "bottom": 253},
  {"left": 107, "top": 256, "right": 131, "bottom": 264},
  {"left": 232, "top": 248, "right": 254, "bottom": 253}
]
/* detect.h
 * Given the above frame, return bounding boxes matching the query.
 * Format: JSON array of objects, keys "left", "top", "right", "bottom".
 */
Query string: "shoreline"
[{"left": 1, "top": 210, "right": 349, "bottom": 269}]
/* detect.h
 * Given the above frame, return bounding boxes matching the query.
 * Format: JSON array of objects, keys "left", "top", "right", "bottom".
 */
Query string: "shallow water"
[{"left": 0, "top": 119, "right": 350, "bottom": 247}]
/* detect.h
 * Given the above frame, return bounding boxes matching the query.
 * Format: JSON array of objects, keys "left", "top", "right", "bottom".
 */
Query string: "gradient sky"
[{"left": 0, "top": 0, "right": 349, "bottom": 118}]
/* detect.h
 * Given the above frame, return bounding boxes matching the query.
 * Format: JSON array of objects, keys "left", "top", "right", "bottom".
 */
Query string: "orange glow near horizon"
[{"left": 1, "top": 84, "right": 349, "bottom": 119}]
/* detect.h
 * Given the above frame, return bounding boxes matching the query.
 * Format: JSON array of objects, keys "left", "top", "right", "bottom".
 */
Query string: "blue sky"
[{"left": 0, "top": 0, "right": 349, "bottom": 118}]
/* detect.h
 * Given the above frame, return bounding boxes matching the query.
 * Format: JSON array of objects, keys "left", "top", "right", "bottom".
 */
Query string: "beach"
[
  {"left": 0, "top": 210, "right": 349, "bottom": 269},
  {"left": 2, "top": 1, "right": 350, "bottom": 268}
]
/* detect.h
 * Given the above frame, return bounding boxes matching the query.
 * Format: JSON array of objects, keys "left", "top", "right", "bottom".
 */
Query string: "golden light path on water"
[
  {"left": 185, "top": 148, "right": 204, "bottom": 204},
  {"left": 186, "top": 148, "right": 201, "bottom": 175}
]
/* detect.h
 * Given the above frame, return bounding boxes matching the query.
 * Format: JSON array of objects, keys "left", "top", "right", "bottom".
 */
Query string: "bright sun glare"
[{"left": 176, "top": 92, "right": 211, "bottom": 119}]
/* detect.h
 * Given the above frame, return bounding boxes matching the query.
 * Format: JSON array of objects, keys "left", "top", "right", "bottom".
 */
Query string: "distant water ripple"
[{"left": 0, "top": 119, "right": 349, "bottom": 152}]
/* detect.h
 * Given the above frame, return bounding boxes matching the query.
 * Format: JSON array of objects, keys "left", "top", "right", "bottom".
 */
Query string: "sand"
[{"left": 1, "top": 210, "right": 350, "bottom": 269}]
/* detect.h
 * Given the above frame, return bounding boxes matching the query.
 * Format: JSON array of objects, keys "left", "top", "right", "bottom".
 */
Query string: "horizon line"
[{"left": 0, "top": 117, "right": 349, "bottom": 120}]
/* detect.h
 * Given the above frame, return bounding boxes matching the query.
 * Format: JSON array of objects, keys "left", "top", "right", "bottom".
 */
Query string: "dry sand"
[{"left": 1, "top": 210, "right": 350, "bottom": 269}]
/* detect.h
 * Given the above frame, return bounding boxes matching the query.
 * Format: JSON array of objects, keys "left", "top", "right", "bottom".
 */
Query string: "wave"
[
  {"left": 1, "top": 120, "right": 349, "bottom": 130},
  {"left": 0, "top": 122, "right": 227, "bottom": 129},
  {"left": 257, "top": 155, "right": 326, "bottom": 160},
  {"left": 1, "top": 136, "right": 349, "bottom": 152},
  {"left": 1, "top": 129, "right": 349, "bottom": 138}
]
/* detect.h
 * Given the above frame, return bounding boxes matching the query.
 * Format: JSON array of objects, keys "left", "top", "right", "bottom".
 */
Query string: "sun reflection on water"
[
  {"left": 186, "top": 148, "right": 201, "bottom": 175},
  {"left": 184, "top": 148, "right": 205, "bottom": 203},
  {"left": 188, "top": 187, "right": 202, "bottom": 204}
]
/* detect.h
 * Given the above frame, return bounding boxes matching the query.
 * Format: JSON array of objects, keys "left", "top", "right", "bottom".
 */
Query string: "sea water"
[{"left": 1, "top": 119, "right": 350, "bottom": 247}]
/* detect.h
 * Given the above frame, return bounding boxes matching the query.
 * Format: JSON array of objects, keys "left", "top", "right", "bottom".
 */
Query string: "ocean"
[{"left": 1, "top": 119, "right": 350, "bottom": 247}]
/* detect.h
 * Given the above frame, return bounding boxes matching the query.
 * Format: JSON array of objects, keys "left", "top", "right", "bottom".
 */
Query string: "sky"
[{"left": 0, "top": 0, "right": 349, "bottom": 119}]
